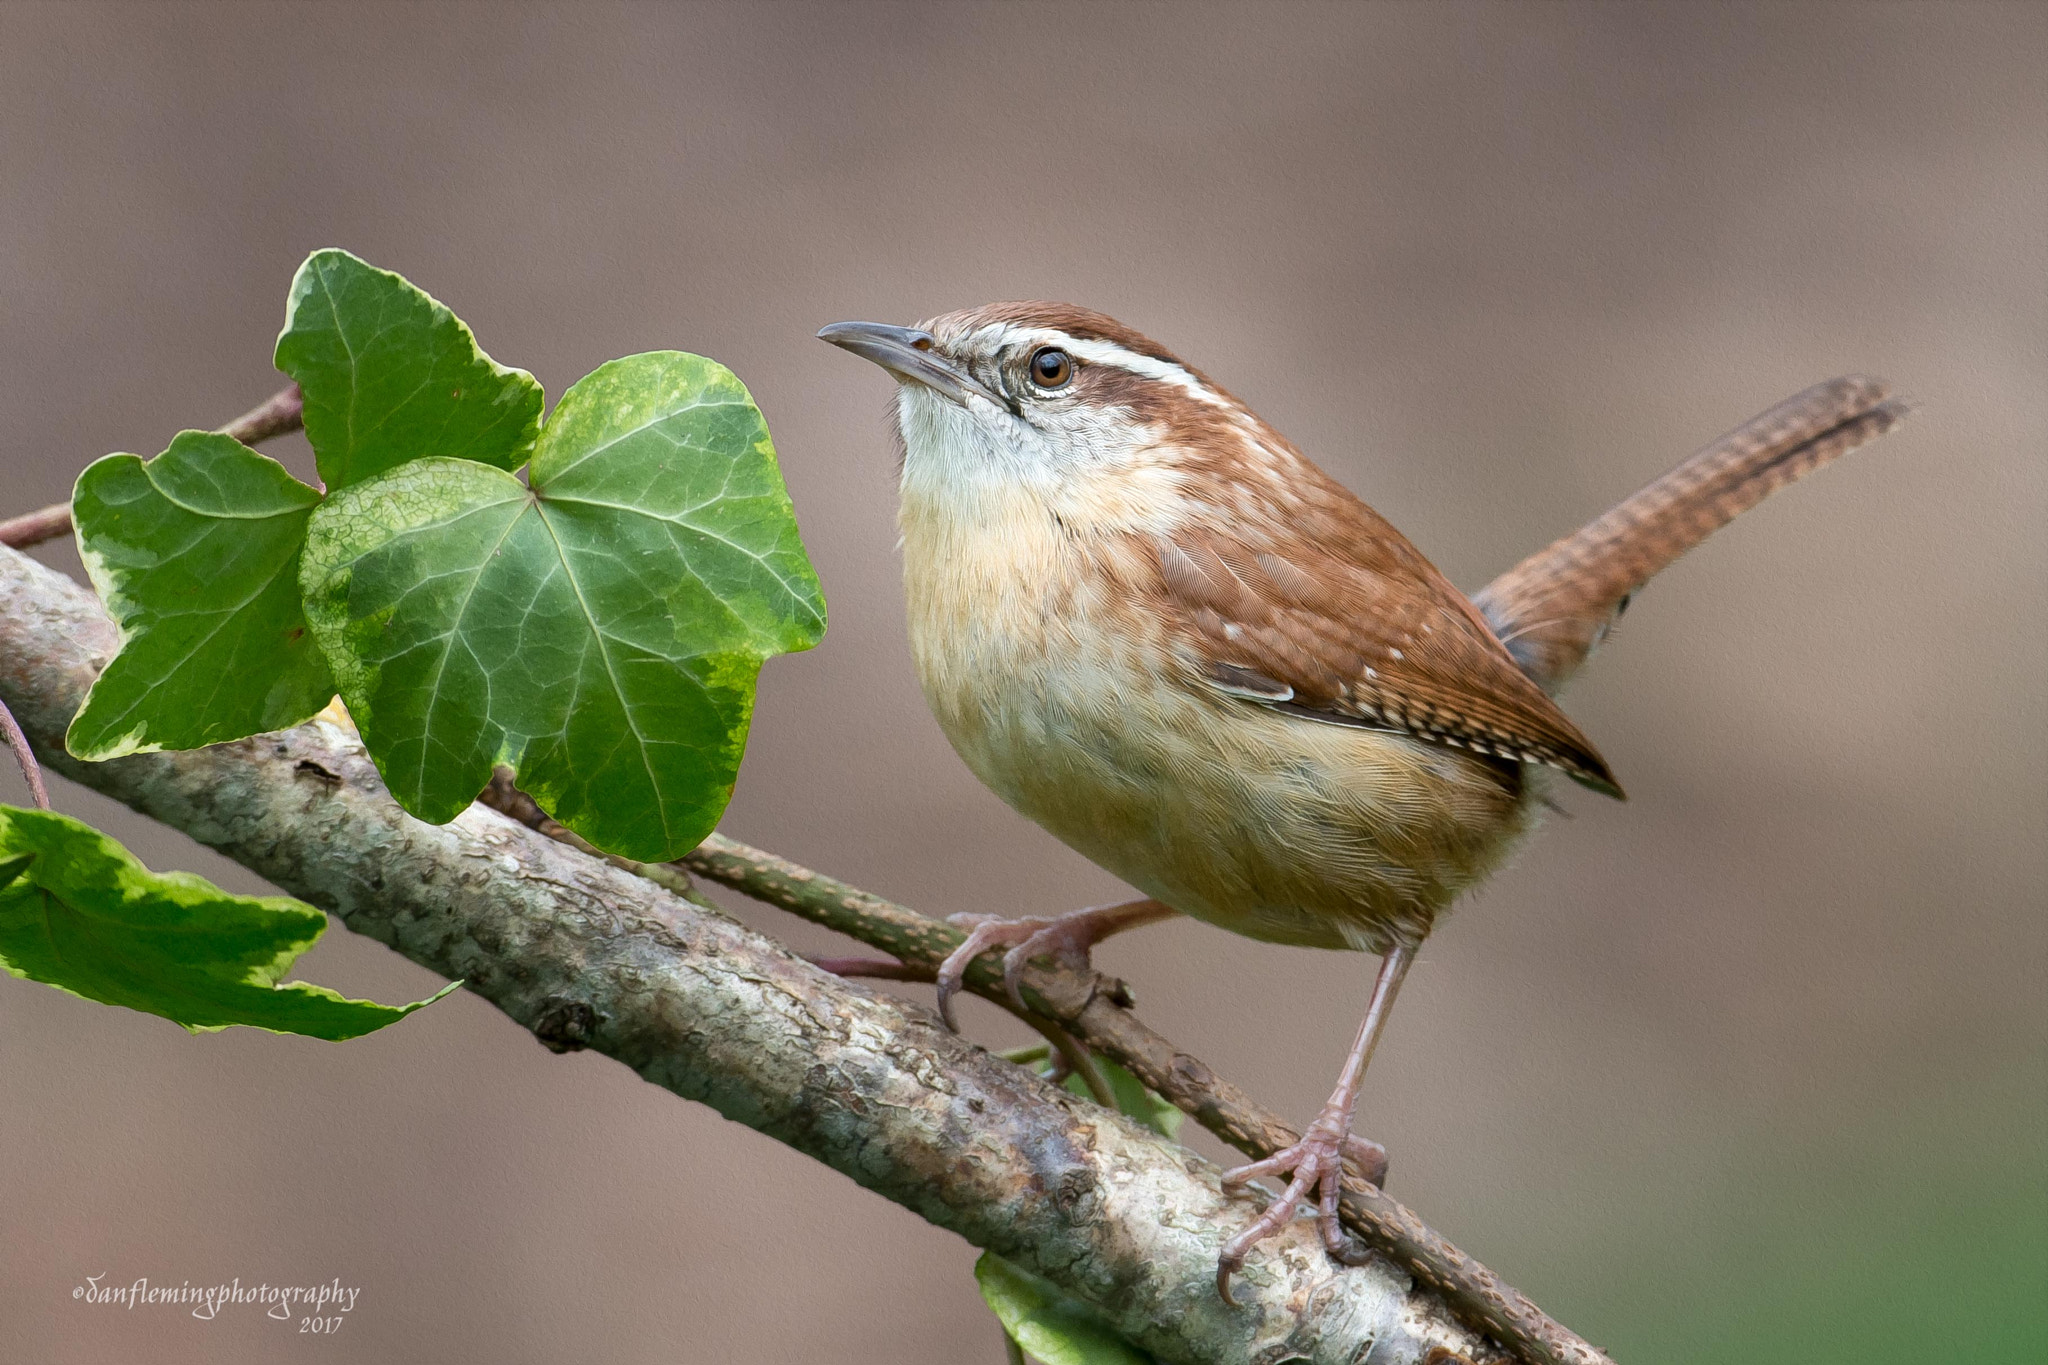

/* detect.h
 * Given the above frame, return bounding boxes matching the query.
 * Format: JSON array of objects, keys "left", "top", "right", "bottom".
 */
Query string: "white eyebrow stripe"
[{"left": 1005, "top": 328, "right": 1233, "bottom": 408}]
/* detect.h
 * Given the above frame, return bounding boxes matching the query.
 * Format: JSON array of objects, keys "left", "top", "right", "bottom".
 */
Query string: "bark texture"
[{"left": 0, "top": 541, "right": 1503, "bottom": 1365}]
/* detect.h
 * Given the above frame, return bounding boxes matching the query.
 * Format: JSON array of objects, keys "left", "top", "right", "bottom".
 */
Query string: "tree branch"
[
  {"left": 0, "top": 383, "right": 303, "bottom": 550},
  {"left": 666, "top": 838, "right": 1609, "bottom": 1365},
  {"left": 0, "top": 696, "right": 49, "bottom": 810},
  {"left": 0, "top": 502, "right": 75, "bottom": 553},
  {"left": 0, "top": 539, "right": 1512, "bottom": 1365},
  {"left": 218, "top": 382, "right": 308, "bottom": 448}
]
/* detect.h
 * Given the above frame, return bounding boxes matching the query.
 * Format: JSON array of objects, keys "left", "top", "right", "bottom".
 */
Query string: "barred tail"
[{"left": 1474, "top": 376, "right": 1912, "bottom": 693}]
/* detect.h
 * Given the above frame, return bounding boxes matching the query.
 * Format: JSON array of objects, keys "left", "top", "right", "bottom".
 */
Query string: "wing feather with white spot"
[{"left": 1150, "top": 478, "right": 1623, "bottom": 797}]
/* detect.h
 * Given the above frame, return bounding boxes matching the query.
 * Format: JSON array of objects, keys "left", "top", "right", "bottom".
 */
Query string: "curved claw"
[
  {"left": 933, "top": 915, "right": 1013, "bottom": 1031},
  {"left": 1215, "top": 1248, "right": 1245, "bottom": 1306}
]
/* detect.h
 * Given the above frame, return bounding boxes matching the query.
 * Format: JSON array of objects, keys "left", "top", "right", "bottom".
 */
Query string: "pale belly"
[{"left": 908, "top": 593, "right": 1541, "bottom": 953}]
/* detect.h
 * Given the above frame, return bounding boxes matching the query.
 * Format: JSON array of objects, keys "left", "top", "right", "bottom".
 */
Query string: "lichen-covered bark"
[{"left": 0, "top": 542, "right": 1499, "bottom": 1365}]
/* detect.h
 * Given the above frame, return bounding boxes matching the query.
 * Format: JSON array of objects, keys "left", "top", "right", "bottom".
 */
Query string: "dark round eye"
[{"left": 1029, "top": 346, "right": 1074, "bottom": 389}]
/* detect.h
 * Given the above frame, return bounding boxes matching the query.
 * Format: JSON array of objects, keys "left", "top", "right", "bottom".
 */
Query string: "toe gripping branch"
[{"left": 932, "top": 899, "right": 1176, "bottom": 1030}]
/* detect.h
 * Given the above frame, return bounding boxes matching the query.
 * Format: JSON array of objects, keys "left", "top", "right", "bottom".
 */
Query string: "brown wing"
[{"left": 1150, "top": 472, "right": 1623, "bottom": 797}]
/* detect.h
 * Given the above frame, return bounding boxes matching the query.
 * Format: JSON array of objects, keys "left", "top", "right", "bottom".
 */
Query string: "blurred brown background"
[{"left": 2, "top": 3, "right": 2042, "bottom": 1362}]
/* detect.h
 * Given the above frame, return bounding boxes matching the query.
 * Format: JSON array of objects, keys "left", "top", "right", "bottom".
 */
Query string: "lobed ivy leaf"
[
  {"left": 0, "top": 806, "right": 457, "bottom": 1038},
  {"left": 275, "top": 248, "right": 544, "bottom": 491},
  {"left": 66, "top": 431, "right": 336, "bottom": 761},
  {"left": 300, "top": 351, "right": 825, "bottom": 862},
  {"left": 975, "top": 1254, "right": 1155, "bottom": 1365}
]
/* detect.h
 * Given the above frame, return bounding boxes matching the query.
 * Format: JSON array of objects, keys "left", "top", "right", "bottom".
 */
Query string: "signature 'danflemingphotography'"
[{"left": 73, "top": 1274, "right": 357, "bottom": 1326}]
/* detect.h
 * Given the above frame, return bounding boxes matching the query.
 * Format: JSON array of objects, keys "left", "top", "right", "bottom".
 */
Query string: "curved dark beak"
[{"left": 817, "top": 321, "right": 997, "bottom": 408}]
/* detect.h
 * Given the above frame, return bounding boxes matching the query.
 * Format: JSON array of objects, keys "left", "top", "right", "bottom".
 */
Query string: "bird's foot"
[
  {"left": 934, "top": 898, "right": 1171, "bottom": 1029},
  {"left": 1215, "top": 1112, "right": 1389, "bottom": 1303}
]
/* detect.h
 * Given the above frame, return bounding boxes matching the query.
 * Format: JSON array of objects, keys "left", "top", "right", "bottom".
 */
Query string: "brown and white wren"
[{"left": 819, "top": 302, "right": 1908, "bottom": 1297}]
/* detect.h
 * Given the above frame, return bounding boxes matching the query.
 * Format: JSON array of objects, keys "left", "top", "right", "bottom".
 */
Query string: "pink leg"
[
  {"left": 934, "top": 898, "right": 1177, "bottom": 1029},
  {"left": 1215, "top": 941, "right": 1415, "bottom": 1304}
]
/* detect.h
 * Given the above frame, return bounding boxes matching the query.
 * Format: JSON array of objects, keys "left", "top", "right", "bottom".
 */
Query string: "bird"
[{"left": 818, "top": 302, "right": 1908, "bottom": 1298}]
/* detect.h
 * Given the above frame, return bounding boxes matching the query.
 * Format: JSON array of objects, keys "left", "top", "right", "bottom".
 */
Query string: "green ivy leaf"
[
  {"left": 1089, "top": 1057, "right": 1183, "bottom": 1140},
  {"left": 974, "top": 1254, "right": 1155, "bottom": 1365},
  {"left": 300, "top": 351, "right": 825, "bottom": 861},
  {"left": 0, "top": 806, "right": 457, "bottom": 1038},
  {"left": 66, "top": 431, "right": 336, "bottom": 761},
  {"left": 275, "top": 248, "right": 544, "bottom": 491}
]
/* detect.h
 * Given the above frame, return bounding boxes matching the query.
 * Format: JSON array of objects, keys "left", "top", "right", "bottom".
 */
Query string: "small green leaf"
[
  {"left": 974, "top": 1254, "right": 1154, "bottom": 1365},
  {"left": 0, "top": 806, "right": 457, "bottom": 1038},
  {"left": 1092, "top": 1057, "right": 1183, "bottom": 1140},
  {"left": 300, "top": 351, "right": 825, "bottom": 861},
  {"left": 66, "top": 431, "right": 335, "bottom": 761},
  {"left": 1002, "top": 1043, "right": 1183, "bottom": 1140},
  {"left": 275, "top": 248, "right": 544, "bottom": 490}
]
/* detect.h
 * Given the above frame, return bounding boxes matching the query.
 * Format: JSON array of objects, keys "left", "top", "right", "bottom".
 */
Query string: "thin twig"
[
  {"left": 0, "top": 696, "right": 49, "bottom": 810},
  {"left": 0, "top": 382, "right": 304, "bottom": 550},
  {"left": 221, "top": 382, "right": 305, "bottom": 446},
  {"left": 0, "top": 503, "right": 75, "bottom": 552},
  {"left": 1036, "top": 1019, "right": 1116, "bottom": 1109}
]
